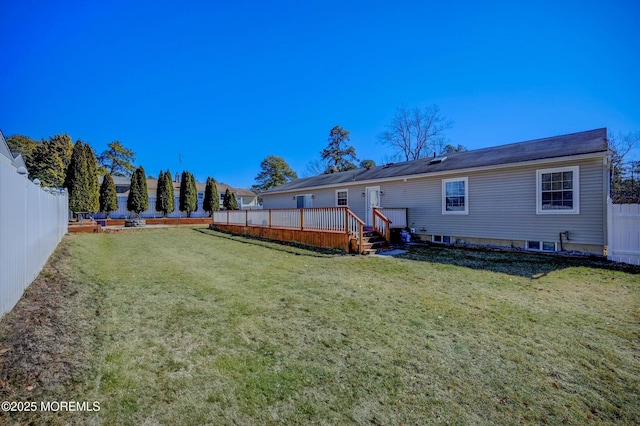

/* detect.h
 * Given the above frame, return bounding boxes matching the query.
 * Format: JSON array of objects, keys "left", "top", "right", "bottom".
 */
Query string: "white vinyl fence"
[
  {"left": 0, "top": 161, "right": 68, "bottom": 318},
  {"left": 608, "top": 202, "right": 640, "bottom": 265}
]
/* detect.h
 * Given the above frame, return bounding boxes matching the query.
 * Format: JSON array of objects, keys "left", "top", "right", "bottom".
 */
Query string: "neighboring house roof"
[
  {"left": 264, "top": 128, "right": 609, "bottom": 194},
  {"left": 0, "top": 130, "right": 13, "bottom": 161},
  {"left": 0, "top": 130, "right": 29, "bottom": 171}
]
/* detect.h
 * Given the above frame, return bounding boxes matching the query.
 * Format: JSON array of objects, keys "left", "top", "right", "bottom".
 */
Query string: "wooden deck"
[
  {"left": 212, "top": 207, "right": 407, "bottom": 254},
  {"left": 213, "top": 207, "right": 365, "bottom": 253},
  {"left": 213, "top": 224, "right": 351, "bottom": 252}
]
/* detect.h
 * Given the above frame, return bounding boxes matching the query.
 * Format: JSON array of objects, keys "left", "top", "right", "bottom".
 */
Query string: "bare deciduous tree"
[
  {"left": 379, "top": 105, "right": 453, "bottom": 161},
  {"left": 302, "top": 159, "right": 328, "bottom": 177},
  {"left": 609, "top": 130, "right": 640, "bottom": 202}
]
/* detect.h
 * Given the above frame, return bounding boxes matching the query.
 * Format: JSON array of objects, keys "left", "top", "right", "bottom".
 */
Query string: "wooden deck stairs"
[{"left": 351, "top": 226, "right": 390, "bottom": 255}]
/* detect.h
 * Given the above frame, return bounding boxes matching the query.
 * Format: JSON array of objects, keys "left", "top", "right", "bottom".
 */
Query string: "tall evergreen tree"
[
  {"left": 6, "top": 135, "right": 38, "bottom": 168},
  {"left": 155, "top": 169, "right": 174, "bottom": 217},
  {"left": 223, "top": 188, "right": 239, "bottom": 210},
  {"left": 99, "top": 174, "right": 118, "bottom": 217},
  {"left": 30, "top": 134, "right": 73, "bottom": 187},
  {"left": 83, "top": 143, "right": 100, "bottom": 213},
  {"left": 66, "top": 141, "right": 87, "bottom": 213},
  {"left": 179, "top": 171, "right": 198, "bottom": 217},
  {"left": 203, "top": 177, "right": 220, "bottom": 216},
  {"left": 321, "top": 125, "right": 358, "bottom": 173},
  {"left": 164, "top": 170, "right": 175, "bottom": 216},
  {"left": 67, "top": 141, "right": 99, "bottom": 214},
  {"left": 252, "top": 155, "right": 298, "bottom": 192},
  {"left": 127, "top": 166, "right": 149, "bottom": 218}
]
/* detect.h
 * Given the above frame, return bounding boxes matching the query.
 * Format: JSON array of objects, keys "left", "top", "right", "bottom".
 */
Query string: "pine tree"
[
  {"left": 99, "top": 174, "right": 118, "bottom": 217},
  {"left": 31, "top": 134, "right": 73, "bottom": 187},
  {"left": 203, "top": 177, "right": 220, "bottom": 216},
  {"left": 229, "top": 191, "right": 239, "bottom": 210},
  {"left": 155, "top": 169, "right": 174, "bottom": 217},
  {"left": 164, "top": 170, "right": 175, "bottom": 216},
  {"left": 223, "top": 188, "right": 239, "bottom": 210},
  {"left": 128, "top": 166, "right": 149, "bottom": 218},
  {"left": 179, "top": 171, "right": 198, "bottom": 217},
  {"left": 189, "top": 172, "right": 198, "bottom": 215},
  {"left": 321, "top": 125, "right": 358, "bottom": 173},
  {"left": 67, "top": 141, "right": 88, "bottom": 213},
  {"left": 83, "top": 143, "right": 100, "bottom": 213},
  {"left": 66, "top": 141, "right": 99, "bottom": 215}
]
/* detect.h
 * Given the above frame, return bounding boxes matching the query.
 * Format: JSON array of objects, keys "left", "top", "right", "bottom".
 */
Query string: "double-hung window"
[
  {"left": 442, "top": 177, "right": 468, "bottom": 214},
  {"left": 536, "top": 166, "right": 579, "bottom": 214},
  {"left": 335, "top": 189, "right": 348, "bottom": 206}
]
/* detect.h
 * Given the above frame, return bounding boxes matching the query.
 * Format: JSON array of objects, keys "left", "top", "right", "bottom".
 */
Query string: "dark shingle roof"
[{"left": 264, "top": 128, "right": 609, "bottom": 194}]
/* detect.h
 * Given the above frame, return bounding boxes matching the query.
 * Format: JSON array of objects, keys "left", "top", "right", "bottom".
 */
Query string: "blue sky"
[{"left": 1, "top": 0, "right": 638, "bottom": 188}]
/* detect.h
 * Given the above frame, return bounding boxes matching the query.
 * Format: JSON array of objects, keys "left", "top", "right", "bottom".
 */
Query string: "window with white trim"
[
  {"left": 536, "top": 166, "right": 579, "bottom": 214},
  {"left": 442, "top": 177, "right": 468, "bottom": 214},
  {"left": 335, "top": 189, "right": 348, "bottom": 206},
  {"left": 526, "top": 241, "right": 557, "bottom": 252}
]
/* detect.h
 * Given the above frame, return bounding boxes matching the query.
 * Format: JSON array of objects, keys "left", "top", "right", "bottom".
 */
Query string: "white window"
[
  {"left": 335, "top": 189, "right": 348, "bottom": 206},
  {"left": 536, "top": 166, "right": 579, "bottom": 214},
  {"left": 526, "top": 241, "right": 557, "bottom": 252},
  {"left": 442, "top": 177, "right": 468, "bottom": 215}
]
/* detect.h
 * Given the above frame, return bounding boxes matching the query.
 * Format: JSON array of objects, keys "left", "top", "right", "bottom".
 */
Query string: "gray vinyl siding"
[
  {"left": 394, "top": 158, "right": 605, "bottom": 245},
  {"left": 262, "top": 157, "right": 606, "bottom": 246}
]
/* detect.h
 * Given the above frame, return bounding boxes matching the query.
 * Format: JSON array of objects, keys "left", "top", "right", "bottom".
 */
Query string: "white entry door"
[{"left": 365, "top": 186, "right": 380, "bottom": 226}]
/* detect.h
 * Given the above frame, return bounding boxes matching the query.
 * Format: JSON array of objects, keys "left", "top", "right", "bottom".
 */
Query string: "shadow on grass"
[
  {"left": 192, "top": 228, "right": 342, "bottom": 258},
  {"left": 394, "top": 244, "right": 640, "bottom": 279}
]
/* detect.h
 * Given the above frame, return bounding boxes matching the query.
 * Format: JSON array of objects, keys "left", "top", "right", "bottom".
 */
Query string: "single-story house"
[
  {"left": 95, "top": 175, "right": 259, "bottom": 219},
  {"left": 261, "top": 128, "right": 611, "bottom": 255}
]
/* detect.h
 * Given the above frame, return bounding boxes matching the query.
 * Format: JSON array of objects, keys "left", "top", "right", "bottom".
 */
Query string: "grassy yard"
[{"left": 1, "top": 227, "right": 639, "bottom": 425}]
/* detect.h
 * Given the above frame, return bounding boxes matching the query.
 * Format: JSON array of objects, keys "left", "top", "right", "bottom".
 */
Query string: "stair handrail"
[
  {"left": 346, "top": 208, "right": 365, "bottom": 253},
  {"left": 373, "top": 208, "right": 392, "bottom": 243}
]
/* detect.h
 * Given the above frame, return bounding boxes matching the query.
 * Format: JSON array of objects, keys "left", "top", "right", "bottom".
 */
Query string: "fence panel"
[
  {"left": 247, "top": 210, "right": 270, "bottom": 226},
  {"left": 608, "top": 203, "right": 640, "bottom": 265},
  {"left": 1, "top": 162, "right": 68, "bottom": 318},
  {"left": 228, "top": 211, "right": 247, "bottom": 225},
  {"left": 303, "top": 208, "right": 345, "bottom": 231}
]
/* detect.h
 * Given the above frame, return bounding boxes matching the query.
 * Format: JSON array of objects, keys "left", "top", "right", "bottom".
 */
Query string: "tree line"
[
  {"left": 7, "top": 134, "right": 238, "bottom": 218},
  {"left": 252, "top": 105, "right": 640, "bottom": 202},
  {"left": 252, "top": 104, "right": 464, "bottom": 192}
]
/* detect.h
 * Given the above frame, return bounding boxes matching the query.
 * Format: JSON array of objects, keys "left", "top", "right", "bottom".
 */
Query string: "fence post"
[
  {"left": 344, "top": 208, "right": 349, "bottom": 234},
  {"left": 269, "top": 209, "right": 272, "bottom": 228},
  {"left": 606, "top": 197, "right": 612, "bottom": 260},
  {"left": 226, "top": 210, "right": 230, "bottom": 225},
  {"left": 300, "top": 208, "right": 305, "bottom": 230},
  {"left": 246, "top": 209, "right": 249, "bottom": 226}
]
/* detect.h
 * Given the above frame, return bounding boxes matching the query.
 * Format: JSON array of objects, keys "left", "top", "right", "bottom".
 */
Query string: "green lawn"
[{"left": 2, "top": 227, "right": 639, "bottom": 425}]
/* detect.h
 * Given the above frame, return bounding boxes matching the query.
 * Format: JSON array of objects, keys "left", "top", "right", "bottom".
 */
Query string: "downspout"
[{"left": 559, "top": 231, "right": 570, "bottom": 252}]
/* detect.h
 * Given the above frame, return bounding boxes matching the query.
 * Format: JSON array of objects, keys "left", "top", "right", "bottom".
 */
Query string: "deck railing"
[
  {"left": 373, "top": 208, "right": 391, "bottom": 243},
  {"left": 347, "top": 210, "right": 365, "bottom": 252},
  {"left": 213, "top": 207, "right": 365, "bottom": 252}
]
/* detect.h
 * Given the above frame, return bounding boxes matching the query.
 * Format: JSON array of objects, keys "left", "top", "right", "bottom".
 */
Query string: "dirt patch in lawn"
[{"left": 0, "top": 239, "right": 95, "bottom": 406}]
